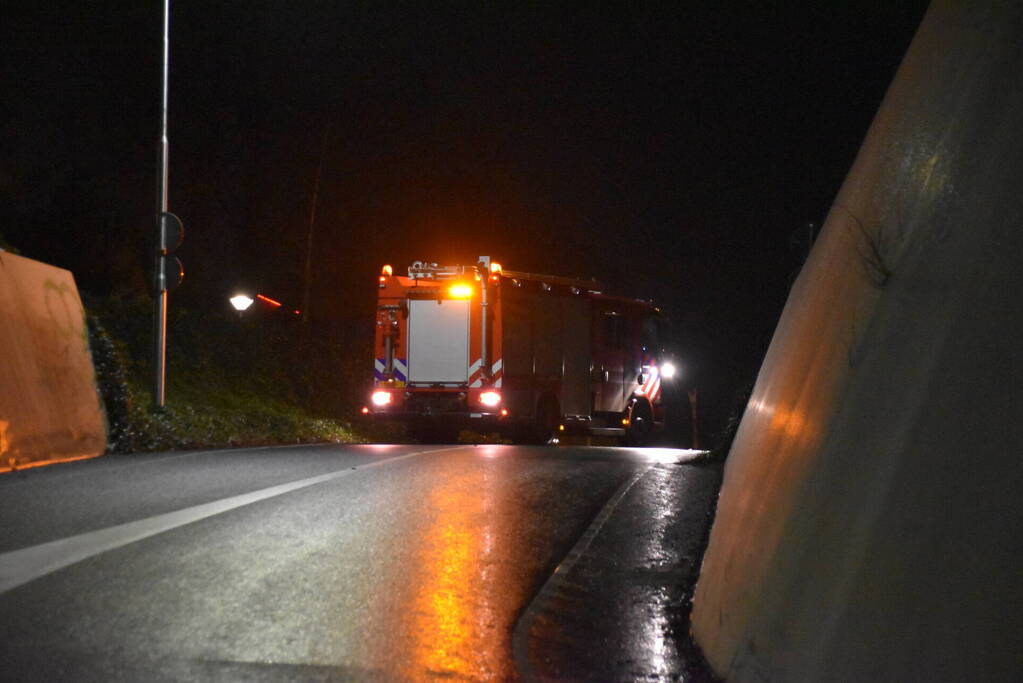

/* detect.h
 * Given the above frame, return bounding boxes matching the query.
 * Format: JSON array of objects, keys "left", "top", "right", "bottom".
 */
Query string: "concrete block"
[
  {"left": 0, "top": 251, "right": 106, "bottom": 471},
  {"left": 691, "top": 2, "right": 1023, "bottom": 680}
]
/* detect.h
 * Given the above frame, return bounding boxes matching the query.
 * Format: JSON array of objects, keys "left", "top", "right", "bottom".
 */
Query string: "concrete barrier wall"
[
  {"left": 0, "top": 251, "right": 106, "bottom": 471},
  {"left": 691, "top": 2, "right": 1023, "bottom": 680}
]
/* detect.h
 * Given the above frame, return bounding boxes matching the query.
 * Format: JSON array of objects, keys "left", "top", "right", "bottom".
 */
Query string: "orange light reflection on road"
[{"left": 405, "top": 461, "right": 512, "bottom": 679}]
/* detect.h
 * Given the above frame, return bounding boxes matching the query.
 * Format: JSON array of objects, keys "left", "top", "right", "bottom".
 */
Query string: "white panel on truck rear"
[{"left": 407, "top": 299, "right": 470, "bottom": 383}]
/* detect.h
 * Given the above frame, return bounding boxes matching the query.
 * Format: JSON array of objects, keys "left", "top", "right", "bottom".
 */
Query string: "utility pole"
[
  {"left": 301, "top": 125, "right": 329, "bottom": 324},
  {"left": 688, "top": 389, "right": 700, "bottom": 450}
]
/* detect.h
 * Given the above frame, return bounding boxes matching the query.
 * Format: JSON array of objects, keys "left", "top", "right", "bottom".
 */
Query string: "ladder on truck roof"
[
  {"left": 406, "top": 259, "right": 603, "bottom": 292},
  {"left": 500, "top": 269, "right": 603, "bottom": 293},
  {"left": 407, "top": 261, "right": 476, "bottom": 280}
]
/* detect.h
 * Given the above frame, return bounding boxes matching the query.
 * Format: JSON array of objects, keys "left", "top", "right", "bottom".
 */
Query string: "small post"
[{"left": 688, "top": 389, "right": 700, "bottom": 449}]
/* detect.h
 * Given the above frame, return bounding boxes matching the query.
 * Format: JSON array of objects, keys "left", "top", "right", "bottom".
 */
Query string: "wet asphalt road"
[{"left": 0, "top": 443, "right": 720, "bottom": 681}]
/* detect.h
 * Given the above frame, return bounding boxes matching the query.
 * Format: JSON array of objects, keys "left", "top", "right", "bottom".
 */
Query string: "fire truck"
[{"left": 364, "top": 257, "right": 677, "bottom": 444}]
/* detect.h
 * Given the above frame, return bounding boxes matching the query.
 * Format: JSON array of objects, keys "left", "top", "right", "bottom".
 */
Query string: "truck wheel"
[{"left": 624, "top": 400, "right": 653, "bottom": 446}]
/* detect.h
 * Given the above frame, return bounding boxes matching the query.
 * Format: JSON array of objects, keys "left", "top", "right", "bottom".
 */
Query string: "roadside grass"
[
  {"left": 85, "top": 295, "right": 374, "bottom": 454},
  {"left": 116, "top": 379, "right": 361, "bottom": 452}
]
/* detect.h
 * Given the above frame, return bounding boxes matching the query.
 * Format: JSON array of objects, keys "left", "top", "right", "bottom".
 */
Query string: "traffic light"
[{"left": 154, "top": 211, "right": 184, "bottom": 292}]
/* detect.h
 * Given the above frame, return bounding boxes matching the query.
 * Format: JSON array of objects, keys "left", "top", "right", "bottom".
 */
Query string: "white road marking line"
[
  {"left": 0, "top": 446, "right": 465, "bottom": 595},
  {"left": 0, "top": 442, "right": 348, "bottom": 485}
]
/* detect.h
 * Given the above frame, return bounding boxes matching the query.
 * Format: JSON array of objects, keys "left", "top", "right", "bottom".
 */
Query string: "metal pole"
[
  {"left": 479, "top": 261, "right": 489, "bottom": 380},
  {"left": 153, "top": 0, "right": 170, "bottom": 408},
  {"left": 688, "top": 389, "right": 699, "bottom": 449}
]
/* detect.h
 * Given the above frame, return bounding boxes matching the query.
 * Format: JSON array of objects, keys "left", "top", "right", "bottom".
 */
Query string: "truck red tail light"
[
  {"left": 479, "top": 391, "right": 501, "bottom": 407},
  {"left": 371, "top": 390, "right": 393, "bottom": 406}
]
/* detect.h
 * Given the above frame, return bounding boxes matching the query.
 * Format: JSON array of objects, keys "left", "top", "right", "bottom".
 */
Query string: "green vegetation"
[
  {"left": 0, "top": 232, "right": 21, "bottom": 253},
  {"left": 84, "top": 296, "right": 378, "bottom": 453}
]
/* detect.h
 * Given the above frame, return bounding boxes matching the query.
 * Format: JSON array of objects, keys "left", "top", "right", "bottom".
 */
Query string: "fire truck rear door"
[{"left": 407, "top": 299, "right": 470, "bottom": 384}]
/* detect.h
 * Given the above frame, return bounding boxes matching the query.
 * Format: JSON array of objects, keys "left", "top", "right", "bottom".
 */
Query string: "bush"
[
  {"left": 84, "top": 296, "right": 367, "bottom": 453},
  {"left": 85, "top": 313, "right": 134, "bottom": 452},
  {"left": 0, "top": 232, "right": 20, "bottom": 253}
]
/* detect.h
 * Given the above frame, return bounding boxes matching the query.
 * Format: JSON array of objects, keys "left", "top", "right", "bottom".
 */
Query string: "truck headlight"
[{"left": 660, "top": 362, "right": 677, "bottom": 379}]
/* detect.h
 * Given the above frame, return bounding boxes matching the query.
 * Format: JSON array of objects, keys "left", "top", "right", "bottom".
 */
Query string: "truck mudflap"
[
  {"left": 370, "top": 410, "right": 505, "bottom": 424},
  {"left": 391, "top": 411, "right": 508, "bottom": 444}
]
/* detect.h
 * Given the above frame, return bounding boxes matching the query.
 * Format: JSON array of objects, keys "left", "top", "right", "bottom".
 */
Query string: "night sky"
[{"left": 1, "top": 2, "right": 929, "bottom": 424}]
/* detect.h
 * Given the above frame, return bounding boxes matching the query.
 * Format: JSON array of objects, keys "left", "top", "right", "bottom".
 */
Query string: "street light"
[{"left": 230, "top": 294, "right": 254, "bottom": 313}]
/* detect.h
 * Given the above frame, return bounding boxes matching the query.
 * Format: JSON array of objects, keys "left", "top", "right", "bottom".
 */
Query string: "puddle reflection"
[{"left": 400, "top": 456, "right": 520, "bottom": 680}]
